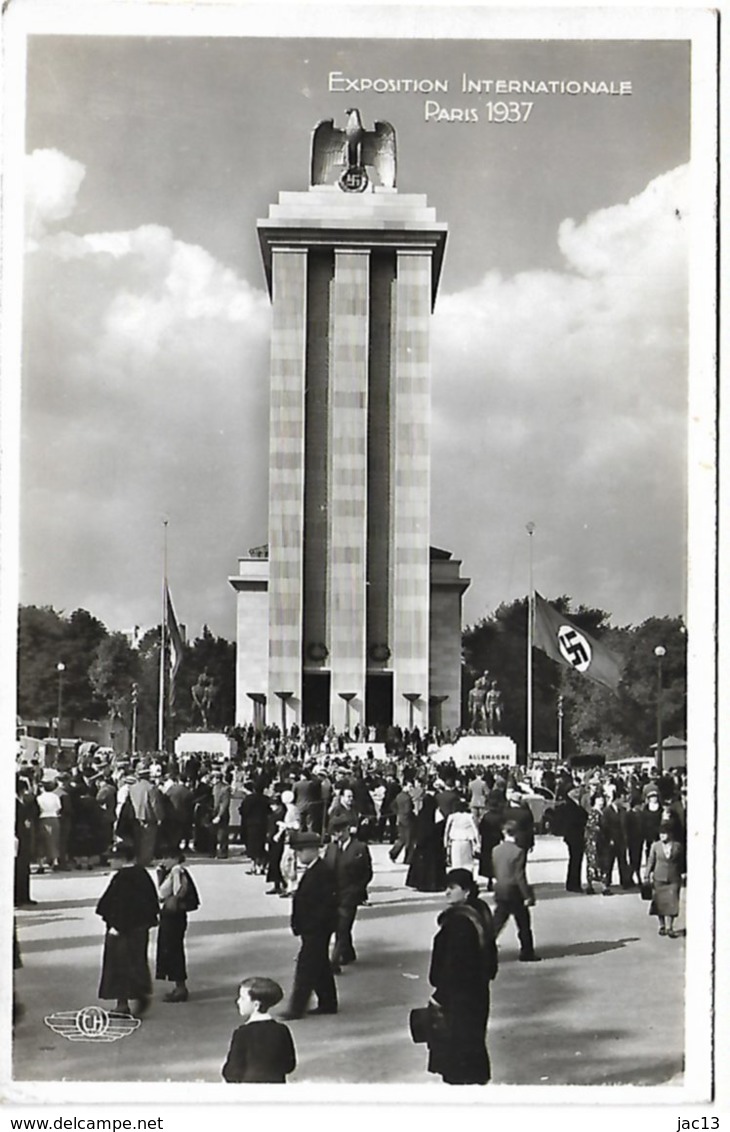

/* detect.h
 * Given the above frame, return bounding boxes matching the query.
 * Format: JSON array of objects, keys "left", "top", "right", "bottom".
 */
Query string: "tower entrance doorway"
[
  {"left": 366, "top": 673, "right": 393, "bottom": 728},
  {"left": 302, "top": 672, "right": 331, "bottom": 726}
]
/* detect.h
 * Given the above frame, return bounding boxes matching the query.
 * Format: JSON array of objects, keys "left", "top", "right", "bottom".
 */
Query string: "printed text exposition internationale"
[{"left": 328, "top": 73, "right": 633, "bottom": 96}]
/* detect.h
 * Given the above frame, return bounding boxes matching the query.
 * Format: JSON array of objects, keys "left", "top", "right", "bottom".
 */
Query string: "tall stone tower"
[{"left": 230, "top": 111, "right": 469, "bottom": 733}]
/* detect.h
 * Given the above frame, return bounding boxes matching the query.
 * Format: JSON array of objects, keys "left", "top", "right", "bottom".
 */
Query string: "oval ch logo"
[
  {"left": 44, "top": 1006, "right": 141, "bottom": 1042},
  {"left": 78, "top": 1006, "right": 109, "bottom": 1037}
]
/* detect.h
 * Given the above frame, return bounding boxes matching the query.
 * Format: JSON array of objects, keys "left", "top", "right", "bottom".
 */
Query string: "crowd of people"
[{"left": 14, "top": 728, "right": 687, "bottom": 1084}]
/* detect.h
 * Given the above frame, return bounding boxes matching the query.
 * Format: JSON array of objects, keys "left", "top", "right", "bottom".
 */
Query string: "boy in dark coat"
[
  {"left": 222, "top": 977, "right": 296, "bottom": 1083},
  {"left": 280, "top": 834, "right": 338, "bottom": 1019}
]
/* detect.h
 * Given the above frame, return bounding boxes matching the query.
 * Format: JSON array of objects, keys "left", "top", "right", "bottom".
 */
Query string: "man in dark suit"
[
  {"left": 161, "top": 772, "right": 194, "bottom": 852},
  {"left": 389, "top": 785, "right": 416, "bottom": 864},
  {"left": 327, "top": 787, "right": 360, "bottom": 838},
  {"left": 491, "top": 820, "right": 540, "bottom": 962},
  {"left": 210, "top": 771, "right": 232, "bottom": 859},
  {"left": 379, "top": 773, "right": 401, "bottom": 843},
  {"left": 601, "top": 786, "right": 633, "bottom": 890},
  {"left": 324, "top": 816, "right": 373, "bottom": 973},
  {"left": 435, "top": 779, "right": 462, "bottom": 819},
  {"left": 15, "top": 777, "right": 39, "bottom": 907},
  {"left": 293, "top": 770, "right": 322, "bottom": 833},
  {"left": 281, "top": 833, "right": 338, "bottom": 1019},
  {"left": 503, "top": 788, "right": 536, "bottom": 853},
  {"left": 558, "top": 789, "right": 589, "bottom": 892}
]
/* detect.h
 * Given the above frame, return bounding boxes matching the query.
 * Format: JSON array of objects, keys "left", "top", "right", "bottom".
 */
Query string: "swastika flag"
[
  {"left": 533, "top": 592, "right": 622, "bottom": 692},
  {"left": 165, "top": 582, "right": 184, "bottom": 685}
]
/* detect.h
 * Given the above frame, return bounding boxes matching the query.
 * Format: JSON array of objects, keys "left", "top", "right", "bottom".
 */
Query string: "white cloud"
[
  {"left": 557, "top": 165, "right": 688, "bottom": 279},
  {"left": 431, "top": 165, "right": 689, "bottom": 624},
  {"left": 25, "top": 148, "right": 86, "bottom": 241},
  {"left": 22, "top": 150, "right": 272, "bottom": 635}
]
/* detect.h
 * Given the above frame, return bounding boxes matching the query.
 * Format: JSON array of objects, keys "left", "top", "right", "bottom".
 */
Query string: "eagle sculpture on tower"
[{"left": 310, "top": 108, "right": 397, "bottom": 190}]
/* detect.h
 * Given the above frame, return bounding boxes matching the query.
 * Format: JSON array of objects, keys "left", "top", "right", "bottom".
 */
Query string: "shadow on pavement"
[
  {"left": 528, "top": 882, "right": 642, "bottom": 903},
  {"left": 536, "top": 937, "right": 640, "bottom": 959},
  {"left": 599, "top": 1056, "right": 685, "bottom": 1085},
  {"left": 20, "top": 897, "right": 99, "bottom": 912}
]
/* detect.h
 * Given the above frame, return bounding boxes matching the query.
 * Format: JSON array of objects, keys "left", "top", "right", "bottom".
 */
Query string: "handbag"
[
  {"left": 640, "top": 882, "right": 653, "bottom": 901},
  {"left": 409, "top": 1000, "right": 448, "bottom": 1045},
  {"left": 162, "top": 868, "right": 200, "bottom": 914}
]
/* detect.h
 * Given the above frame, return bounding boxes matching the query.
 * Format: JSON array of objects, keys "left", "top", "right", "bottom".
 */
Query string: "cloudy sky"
[{"left": 18, "top": 31, "right": 690, "bottom": 640}]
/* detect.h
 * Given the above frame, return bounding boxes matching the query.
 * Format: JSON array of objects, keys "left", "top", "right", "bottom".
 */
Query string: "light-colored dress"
[
  {"left": 444, "top": 811, "right": 480, "bottom": 869},
  {"left": 280, "top": 804, "right": 301, "bottom": 893}
]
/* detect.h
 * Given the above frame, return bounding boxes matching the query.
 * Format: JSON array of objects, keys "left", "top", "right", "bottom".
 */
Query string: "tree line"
[
  {"left": 463, "top": 598, "right": 687, "bottom": 759},
  {"left": 17, "top": 597, "right": 686, "bottom": 758},
  {"left": 17, "top": 606, "right": 235, "bottom": 751}
]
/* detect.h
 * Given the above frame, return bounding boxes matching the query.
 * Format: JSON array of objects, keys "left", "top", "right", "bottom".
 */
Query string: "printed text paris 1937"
[{"left": 328, "top": 71, "right": 633, "bottom": 124}]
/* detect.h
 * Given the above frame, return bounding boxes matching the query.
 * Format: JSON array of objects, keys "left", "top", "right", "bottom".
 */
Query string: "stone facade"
[{"left": 230, "top": 174, "right": 469, "bottom": 732}]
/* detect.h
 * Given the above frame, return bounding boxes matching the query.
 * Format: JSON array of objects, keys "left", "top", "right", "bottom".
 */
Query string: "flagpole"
[
  {"left": 157, "top": 520, "right": 169, "bottom": 752},
  {"left": 526, "top": 521, "right": 535, "bottom": 765}
]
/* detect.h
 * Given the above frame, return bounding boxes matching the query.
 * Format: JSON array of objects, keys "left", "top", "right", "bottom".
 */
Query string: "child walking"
[{"left": 222, "top": 977, "right": 296, "bottom": 1083}]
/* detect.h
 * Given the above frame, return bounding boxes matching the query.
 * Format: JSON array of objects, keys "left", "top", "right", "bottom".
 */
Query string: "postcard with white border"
[{"left": 1, "top": 0, "right": 723, "bottom": 1124}]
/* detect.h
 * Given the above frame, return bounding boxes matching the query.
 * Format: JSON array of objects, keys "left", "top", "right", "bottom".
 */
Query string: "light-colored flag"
[{"left": 533, "top": 592, "right": 622, "bottom": 692}]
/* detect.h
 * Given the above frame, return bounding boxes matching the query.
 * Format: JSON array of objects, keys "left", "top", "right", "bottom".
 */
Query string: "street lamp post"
[
  {"left": 131, "top": 682, "right": 139, "bottom": 755},
  {"left": 56, "top": 662, "right": 66, "bottom": 761},
  {"left": 654, "top": 646, "right": 666, "bottom": 775},
  {"left": 557, "top": 695, "right": 564, "bottom": 761}
]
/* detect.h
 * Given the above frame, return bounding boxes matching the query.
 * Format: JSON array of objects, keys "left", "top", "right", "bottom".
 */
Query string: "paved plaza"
[{"left": 13, "top": 837, "right": 685, "bottom": 1087}]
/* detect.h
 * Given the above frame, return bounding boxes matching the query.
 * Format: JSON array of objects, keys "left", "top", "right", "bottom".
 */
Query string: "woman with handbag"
[
  {"left": 155, "top": 851, "right": 193, "bottom": 1002},
  {"left": 425, "top": 868, "right": 499, "bottom": 1085},
  {"left": 644, "top": 820, "right": 684, "bottom": 937},
  {"left": 96, "top": 841, "right": 159, "bottom": 1017}
]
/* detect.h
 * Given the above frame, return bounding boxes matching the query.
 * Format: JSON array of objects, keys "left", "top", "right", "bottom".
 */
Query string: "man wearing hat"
[
  {"left": 210, "top": 770, "right": 232, "bottom": 859},
  {"left": 557, "top": 788, "right": 589, "bottom": 892},
  {"left": 324, "top": 816, "right": 373, "bottom": 973},
  {"left": 280, "top": 832, "right": 338, "bottom": 1019},
  {"left": 128, "top": 766, "right": 166, "bottom": 867}
]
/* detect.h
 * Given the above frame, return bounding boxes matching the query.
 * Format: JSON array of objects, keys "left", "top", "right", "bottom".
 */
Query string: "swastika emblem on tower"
[{"left": 557, "top": 626, "right": 592, "bottom": 672}]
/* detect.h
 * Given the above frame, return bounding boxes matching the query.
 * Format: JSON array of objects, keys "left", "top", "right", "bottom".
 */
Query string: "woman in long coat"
[
  {"left": 644, "top": 820, "right": 683, "bottom": 937},
  {"left": 406, "top": 793, "right": 446, "bottom": 892},
  {"left": 426, "top": 868, "right": 499, "bottom": 1085},
  {"left": 96, "top": 842, "right": 159, "bottom": 1016}
]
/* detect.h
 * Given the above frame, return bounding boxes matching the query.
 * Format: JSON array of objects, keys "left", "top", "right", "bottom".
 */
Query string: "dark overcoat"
[{"left": 427, "top": 900, "right": 498, "bottom": 1085}]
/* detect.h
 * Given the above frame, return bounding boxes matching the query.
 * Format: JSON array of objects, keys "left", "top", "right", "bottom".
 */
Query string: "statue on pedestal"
[
  {"left": 192, "top": 669, "right": 217, "bottom": 731},
  {"left": 468, "top": 671, "right": 490, "bottom": 733},
  {"left": 485, "top": 681, "right": 504, "bottom": 736}
]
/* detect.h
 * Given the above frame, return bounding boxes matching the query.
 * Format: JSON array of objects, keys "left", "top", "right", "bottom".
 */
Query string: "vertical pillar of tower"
[
  {"left": 267, "top": 247, "right": 307, "bottom": 727},
  {"left": 328, "top": 247, "right": 370, "bottom": 731},
  {"left": 391, "top": 249, "right": 432, "bottom": 730}
]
